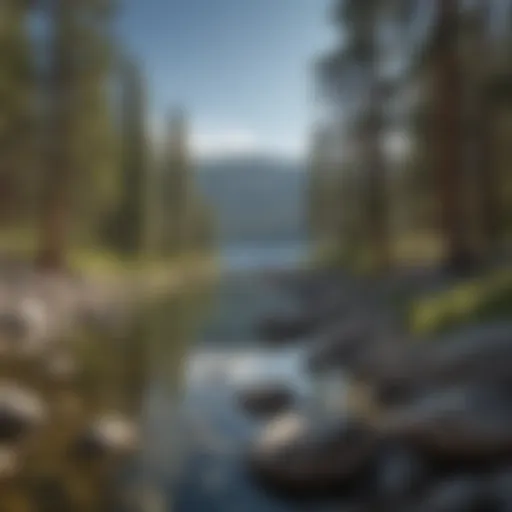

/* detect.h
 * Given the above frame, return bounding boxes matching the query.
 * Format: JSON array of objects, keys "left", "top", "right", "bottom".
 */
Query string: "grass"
[
  {"left": 312, "top": 232, "right": 446, "bottom": 275},
  {"left": 311, "top": 232, "right": 512, "bottom": 337},
  {"left": 0, "top": 226, "right": 217, "bottom": 280},
  {"left": 408, "top": 268, "right": 512, "bottom": 336}
]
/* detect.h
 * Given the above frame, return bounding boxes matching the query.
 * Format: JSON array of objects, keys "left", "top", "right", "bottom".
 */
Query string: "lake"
[{"left": 220, "top": 241, "right": 309, "bottom": 272}]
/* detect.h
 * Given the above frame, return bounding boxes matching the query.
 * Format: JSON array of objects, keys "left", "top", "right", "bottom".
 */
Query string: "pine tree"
[
  {"left": 0, "top": 0, "right": 33, "bottom": 225},
  {"left": 37, "top": 0, "right": 118, "bottom": 269},
  {"left": 162, "top": 108, "right": 192, "bottom": 255},
  {"left": 113, "top": 56, "right": 150, "bottom": 255},
  {"left": 318, "top": 0, "right": 392, "bottom": 270},
  {"left": 431, "top": 0, "right": 474, "bottom": 271}
]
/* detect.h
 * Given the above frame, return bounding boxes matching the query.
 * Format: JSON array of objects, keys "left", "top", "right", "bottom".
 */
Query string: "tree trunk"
[
  {"left": 0, "top": 168, "right": 16, "bottom": 226},
  {"left": 365, "top": 79, "right": 390, "bottom": 271},
  {"left": 36, "top": 0, "right": 74, "bottom": 271},
  {"left": 474, "top": 0, "right": 501, "bottom": 260},
  {"left": 432, "top": 0, "right": 473, "bottom": 273},
  {"left": 475, "top": 94, "right": 500, "bottom": 258}
]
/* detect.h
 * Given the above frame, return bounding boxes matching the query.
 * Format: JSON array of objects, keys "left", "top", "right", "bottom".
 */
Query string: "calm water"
[
  {"left": 137, "top": 244, "right": 348, "bottom": 512},
  {"left": 0, "top": 243, "right": 345, "bottom": 511},
  {"left": 219, "top": 242, "right": 308, "bottom": 272}
]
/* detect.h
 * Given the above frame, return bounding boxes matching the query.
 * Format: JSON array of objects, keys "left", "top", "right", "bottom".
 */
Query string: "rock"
[
  {"left": 19, "top": 296, "right": 48, "bottom": 336},
  {"left": 248, "top": 411, "right": 378, "bottom": 495},
  {"left": 412, "top": 476, "right": 491, "bottom": 512},
  {"left": 73, "top": 414, "right": 139, "bottom": 459},
  {"left": 0, "top": 311, "right": 28, "bottom": 342},
  {"left": 354, "top": 324, "right": 512, "bottom": 408},
  {"left": 486, "top": 467, "right": 512, "bottom": 511},
  {"left": 421, "top": 324, "right": 510, "bottom": 379},
  {"left": 44, "top": 352, "right": 78, "bottom": 382},
  {"left": 0, "top": 382, "right": 47, "bottom": 442},
  {"left": 350, "top": 338, "right": 416, "bottom": 381},
  {"left": 259, "top": 313, "right": 323, "bottom": 343},
  {"left": 0, "top": 446, "right": 21, "bottom": 480},
  {"left": 346, "top": 340, "right": 423, "bottom": 408},
  {"left": 381, "top": 385, "right": 512, "bottom": 464},
  {"left": 0, "top": 297, "right": 49, "bottom": 354},
  {"left": 421, "top": 324, "right": 512, "bottom": 387},
  {"left": 372, "top": 442, "right": 429, "bottom": 501},
  {"left": 236, "top": 383, "right": 294, "bottom": 418},
  {"left": 282, "top": 271, "right": 347, "bottom": 308},
  {"left": 306, "top": 320, "right": 375, "bottom": 373},
  {"left": 259, "top": 274, "right": 349, "bottom": 343}
]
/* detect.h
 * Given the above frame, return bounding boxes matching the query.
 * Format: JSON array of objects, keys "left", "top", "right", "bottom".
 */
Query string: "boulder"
[
  {"left": 381, "top": 385, "right": 512, "bottom": 464},
  {"left": 487, "top": 467, "right": 512, "bottom": 510},
  {"left": 418, "top": 324, "right": 512, "bottom": 388},
  {"left": 248, "top": 411, "right": 378, "bottom": 495},
  {"left": 259, "top": 313, "right": 324, "bottom": 343},
  {"left": 73, "top": 414, "right": 139, "bottom": 460},
  {"left": 355, "top": 324, "right": 512, "bottom": 407},
  {"left": 411, "top": 476, "right": 491, "bottom": 512},
  {"left": 372, "top": 442, "right": 430, "bottom": 501},
  {"left": 0, "top": 298, "right": 49, "bottom": 354},
  {"left": 306, "top": 320, "right": 375, "bottom": 373},
  {"left": 236, "top": 383, "right": 294, "bottom": 418},
  {"left": 0, "top": 446, "right": 20, "bottom": 480},
  {"left": 0, "top": 383, "right": 47, "bottom": 442}
]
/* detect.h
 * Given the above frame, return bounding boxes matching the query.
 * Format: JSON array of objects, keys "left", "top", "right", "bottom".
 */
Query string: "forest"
[
  {"left": 309, "top": 0, "right": 512, "bottom": 276},
  {"left": 3, "top": 1, "right": 512, "bottom": 511},
  {"left": 0, "top": 0, "right": 213, "bottom": 273}
]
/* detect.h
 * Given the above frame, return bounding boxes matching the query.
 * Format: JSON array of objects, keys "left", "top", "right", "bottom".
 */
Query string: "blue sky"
[{"left": 118, "top": 0, "right": 333, "bottom": 159}]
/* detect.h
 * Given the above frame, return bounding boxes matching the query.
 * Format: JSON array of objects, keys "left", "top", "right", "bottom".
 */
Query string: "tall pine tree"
[
  {"left": 37, "top": 0, "right": 118, "bottom": 269},
  {"left": 0, "top": 0, "right": 33, "bottom": 226}
]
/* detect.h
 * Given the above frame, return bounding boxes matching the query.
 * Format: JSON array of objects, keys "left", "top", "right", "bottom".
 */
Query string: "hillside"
[{"left": 195, "top": 155, "right": 307, "bottom": 245}]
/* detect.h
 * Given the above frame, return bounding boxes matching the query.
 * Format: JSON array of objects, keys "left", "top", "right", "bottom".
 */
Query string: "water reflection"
[
  {"left": 0, "top": 278, "right": 210, "bottom": 512},
  {"left": 220, "top": 242, "right": 307, "bottom": 273},
  {"left": 163, "top": 265, "right": 352, "bottom": 512},
  {"left": 0, "top": 244, "right": 346, "bottom": 511}
]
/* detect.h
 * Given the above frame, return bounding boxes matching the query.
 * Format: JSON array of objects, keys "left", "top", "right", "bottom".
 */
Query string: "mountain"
[{"left": 195, "top": 154, "right": 307, "bottom": 245}]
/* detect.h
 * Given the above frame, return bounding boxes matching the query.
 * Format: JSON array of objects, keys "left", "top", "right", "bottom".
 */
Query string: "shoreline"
[{"left": 0, "top": 255, "right": 218, "bottom": 352}]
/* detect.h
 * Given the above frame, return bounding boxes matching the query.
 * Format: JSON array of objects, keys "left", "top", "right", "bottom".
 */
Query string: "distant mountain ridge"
[{"left": 195, "top": 154, "right": 307, "bottom": 245}]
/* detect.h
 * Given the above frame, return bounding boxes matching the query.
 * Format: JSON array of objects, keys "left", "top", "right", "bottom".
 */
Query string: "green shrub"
[{"left": 409, "top": 271, "right": 512, "bottom": 336}]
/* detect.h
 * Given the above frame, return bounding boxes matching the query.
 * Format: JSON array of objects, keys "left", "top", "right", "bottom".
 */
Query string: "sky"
[{"left": 118, "top": 0, "right": 333, "bottom": 160}]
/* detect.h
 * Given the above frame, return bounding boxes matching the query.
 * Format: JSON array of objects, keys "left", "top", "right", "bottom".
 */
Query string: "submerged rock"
[
  {"left": 248, "top": 412, "right": 378, "bottom": 495},
  {"left": 0, "top": 446, "right": 21, "bottom": 480},
  {"left": 0, "top": 297, "right": 50, "bottom": 355},
  {"left": 44, "top": 352, "right": 78, "bottom": 382},
  {"left": 73, "top": 414, "right": 139, "bottom": 460},
  {"left": 236, "top": 383, "right": 294, "bottom": 418},
  {"left": 0, "top": 382, "right": 47, "bottom": 442},
  {"left": 259, "top": 313, "right": 323, "bottom": 343}
]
